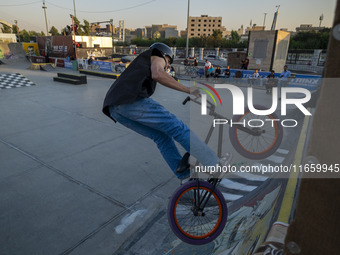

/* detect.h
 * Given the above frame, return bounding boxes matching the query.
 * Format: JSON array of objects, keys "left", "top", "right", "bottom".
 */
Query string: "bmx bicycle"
[{"left": 167, "top": 95, "right": 283, "bottom": 245}]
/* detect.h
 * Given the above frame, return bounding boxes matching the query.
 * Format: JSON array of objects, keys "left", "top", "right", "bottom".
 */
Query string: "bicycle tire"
[
  {"left": 229, "top": 105, "right": 283, "bottom": 160},
  {"left": 168, "top": 180, "right": 228, "bottom": 245}
]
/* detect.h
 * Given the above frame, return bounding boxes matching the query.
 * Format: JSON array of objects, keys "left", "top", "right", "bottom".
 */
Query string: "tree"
[
  {"left": 289, "top": 30, "right": 330, "bottom": 49},
  {"left": 230, "top": 30, "right": 240, "bottom": 43},
  {"left": 1, "top": 24, "right": 11, "bottom": 33},
  {"left": 20, "top": 29, "right": 30, "bottom": 42},
  {"left": 49, "top": 26, "right": 59, "bottom": 36},
  {"left": 82, "top": 20, "right": 90, "bottom": 36}
]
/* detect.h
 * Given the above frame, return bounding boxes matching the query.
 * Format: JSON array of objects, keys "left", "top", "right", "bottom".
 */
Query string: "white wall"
[
  {"left": 0, "top": 33, "right": 17, "bottom": 43},
  {"left": 75, "top": 36, "right": 112, "bottom": 48}
]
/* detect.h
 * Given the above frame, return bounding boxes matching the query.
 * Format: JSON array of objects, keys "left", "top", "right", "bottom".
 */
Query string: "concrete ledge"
[{"left": 79, "top": 69, "right": 120, "bottom": 79}]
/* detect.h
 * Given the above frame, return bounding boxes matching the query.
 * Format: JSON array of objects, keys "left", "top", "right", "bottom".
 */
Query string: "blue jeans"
[{"left": 109, "top": 98, "right": 219, "bottom": 179}]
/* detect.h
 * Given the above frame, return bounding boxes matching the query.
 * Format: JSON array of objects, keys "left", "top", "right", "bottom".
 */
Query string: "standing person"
[
  {"left": 265, "top": 70, "right": 277, "bottom": 94},
  {"left": 224, "top": 66, "right": 231, "bottom": 78},
  {"left": 204, "top": 59, "right": 212, "bottom": 78},
  {"left": 278, "top": 65, "right": 291, "bottom": 99},
  {"left": 241, "top": 56, "right": 249, "bottom": 70},
  {"left": 102, "top": 43, "right": 231, "bottom": 181}
]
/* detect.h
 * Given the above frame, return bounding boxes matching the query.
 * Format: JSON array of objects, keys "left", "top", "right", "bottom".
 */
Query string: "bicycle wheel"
[
  {"left": 168, "top": 180, "right": 228, "bottom": 245},
  {"left": 229, "top": 105, "right": 283, "bottom": 160}
]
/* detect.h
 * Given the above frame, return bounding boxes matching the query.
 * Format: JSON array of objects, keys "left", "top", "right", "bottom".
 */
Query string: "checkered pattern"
[{"left": 0, "top": 73, "right": 36, "bottom": 89}]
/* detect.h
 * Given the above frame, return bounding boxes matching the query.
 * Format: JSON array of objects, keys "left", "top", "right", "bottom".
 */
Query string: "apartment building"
[{"left": 188, "top": 15, "right": 227, "bottom": 38}]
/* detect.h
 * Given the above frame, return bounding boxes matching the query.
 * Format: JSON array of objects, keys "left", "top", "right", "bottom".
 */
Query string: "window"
[
  {"left": 198, "top": 19, "right": 201, "bottom": 22},
  {"left": 198, "top": 24, "right": 201, "bottom": 27},
  {"left": 204, "top": 29, "right": 206, "bottom": 31},
  {"left": 191, "top": 19, "right": 195, "bottom": 22},
  {"left": 198, "top": 29, "right": 200, "bottom": 31},
  {"left": 204, "top": 24, "right": 206, "bottom": 27},
  {"left": 198, "top": 33, "right": 200, "bottom": 36},
  {"left": 191, "top": 29, "right": 194, "bottom": 31},
  {"left": 191, "top": 24, "right": 195, "bottom": 27},
  {"left": 204, "top": 20, "right": 207, "bottom": 22},
  {"left": 191, "top": 33, "right": 194, "bottom": 36}
]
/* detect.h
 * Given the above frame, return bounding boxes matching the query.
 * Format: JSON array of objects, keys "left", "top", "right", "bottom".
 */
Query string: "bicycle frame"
[
  {"left": 184, "top": 96, "right": 265, "bottom": 157},
  {"left": 183, "top": 95, "right": 266, "bottom": 213}
]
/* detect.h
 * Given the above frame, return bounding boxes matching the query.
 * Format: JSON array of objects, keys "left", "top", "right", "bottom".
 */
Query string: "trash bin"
[{"left": 72, "top": 60, "right": 78, "bottom": 71}]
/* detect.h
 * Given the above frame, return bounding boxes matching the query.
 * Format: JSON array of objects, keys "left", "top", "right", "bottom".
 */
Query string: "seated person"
[
  {"left": 224, "top": 66, "right": 231, "bottom": 78},
  {"left": 192, "top": 57, "right": 198, "bottom": 66},
  {"left": 207, "top": 65, "right": 215, "bottom": 78},
  {"left": 247, "top": 69, "right": 259, "bottom": 86},
  {"left": 265, "top": 70, "right": 278, "bottom": 94},
  {"left": 88, "top": 51, "right": 95, "bottom": 65},
  {"left": 214, "top": 66, "right": 222, "bottom": 78},
  {"left": 184, "top": 57, "right": 190, "bottom": 66}
]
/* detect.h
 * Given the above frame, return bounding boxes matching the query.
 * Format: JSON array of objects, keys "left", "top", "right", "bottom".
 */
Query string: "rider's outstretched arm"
[{"left": 151, "top": 56, "right": 194, "bottom": 95}]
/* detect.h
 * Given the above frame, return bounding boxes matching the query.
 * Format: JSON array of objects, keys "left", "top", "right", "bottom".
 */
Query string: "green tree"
[
  {"left": 1, "top": 24, "right": 12, "bottom": 33},
  {"left": 82, "top": 19, "right": 90, "bottom": 36},
  {"left": 20, "top": 29, "right": 30, "bottom": 42},
  {"left": 49, "top": 26, "right": 59, "bottom": 36},
  {"left": 289, "top": 30, "right": 330, "bottom": 49},
  {"left": 230, "top": 30, "right": 240, "bottom": 43}
]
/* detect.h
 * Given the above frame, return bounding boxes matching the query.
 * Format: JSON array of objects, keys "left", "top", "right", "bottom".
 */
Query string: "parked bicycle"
[{"left": 168, "top": 96, "right": 283, "bottom": 245}]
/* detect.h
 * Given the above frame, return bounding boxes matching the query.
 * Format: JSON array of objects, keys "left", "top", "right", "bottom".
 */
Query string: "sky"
[{"left": 0, "top": 0, "right": 337, "bottom": 34}]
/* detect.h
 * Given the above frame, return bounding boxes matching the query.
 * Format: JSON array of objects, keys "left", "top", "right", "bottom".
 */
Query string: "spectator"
[
  {"left": 192, "top": 57, "right": 198, "bottom": 66},
  {"left": 241, "top": 56, "right": 249, "bottom": 70},
  {"left": 214, "top": 66, "right": 222, "bottom": 78},
  {"left": 224, "top": 66, "right": 231, "bottom": 78},
  {"left": 184, "top": 57, "right": 190, "bottom": 66},
  {"left": 247, "top": 69, "right": 259, "bottom": 86},
  {"left": 207, "top": 65, "right": 215, "bottom": 78},
  {"left": 265, "top": 70, "right": 277, "bottom": 94},
  {"left": 204, "top": 59, "right": 212, "bottom": 78},
  {"left": 88, "top": 51, "right": 95, "bottom": 65},
  {"left": 278, "top": 65, "right": 291, "bottom": 100}
]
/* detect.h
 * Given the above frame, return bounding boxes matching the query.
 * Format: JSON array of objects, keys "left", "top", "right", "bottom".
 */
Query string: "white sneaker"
[{"left": 210, "top": 152, "right": 233, "bottom": 179}]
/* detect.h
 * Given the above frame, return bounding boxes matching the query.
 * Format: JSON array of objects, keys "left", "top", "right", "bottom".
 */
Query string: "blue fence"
[{"left": 197, "top": 68, "right": 322, "bottom": 91}]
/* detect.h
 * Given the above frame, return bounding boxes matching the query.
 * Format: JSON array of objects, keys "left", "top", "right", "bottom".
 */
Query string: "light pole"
[
  {"left": 42, "top": 0, "right": 49, "bottom": 35},
  {"left": 263, "top": 13, "right": 267, "bottom": 29},
  {"left": 14, "top": 20, "right": 20, "bottom": 42},
  {"left": 185, "top": 0, "right": 190, "bottom": 58},
  {"left": 73, "top": 0, "right": 77, "bottom": 18}
]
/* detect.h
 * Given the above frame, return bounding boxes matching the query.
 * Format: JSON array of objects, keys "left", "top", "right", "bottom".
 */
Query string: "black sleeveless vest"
[{"left": 102, "top": 49, "right": 157, "bottom": 119}]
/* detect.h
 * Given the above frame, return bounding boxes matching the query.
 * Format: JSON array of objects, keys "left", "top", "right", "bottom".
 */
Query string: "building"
[
  {"left": 144, "top": 24, "right": 179, "bottom": 39},
  {"left": 296, "top": 24, "right": 326, "bottom": 32},
  {"left": 245, "top": 25, "right": 265, "bottom": 35},
  {"left": 187, "top": 15, "right": 227, "bottom": 38},
  {"left": 90, "top": 24, "right": 115, "bottom": 36}
]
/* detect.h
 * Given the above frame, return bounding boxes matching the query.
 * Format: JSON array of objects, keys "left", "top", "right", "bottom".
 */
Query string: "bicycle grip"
[{"left": 182, "top": 96, "right": 191, "bottom": 105}]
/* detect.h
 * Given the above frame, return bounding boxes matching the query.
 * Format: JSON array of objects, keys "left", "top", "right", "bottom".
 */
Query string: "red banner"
[{"left": 37, "top": 36, "right": 75, "bottom": 59}]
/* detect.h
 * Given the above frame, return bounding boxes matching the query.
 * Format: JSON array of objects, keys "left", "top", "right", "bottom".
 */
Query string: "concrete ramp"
[
  {"left": 8, "top": 43, "right": 27, "bottom": 59},
  {"left": 28, "top": 63, "right": 55, "bottom": 71}
]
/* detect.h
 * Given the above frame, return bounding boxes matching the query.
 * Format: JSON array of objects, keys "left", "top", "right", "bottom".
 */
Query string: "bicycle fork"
[{"left": 193, "top": 179, "right": 219, "bottom": 215}]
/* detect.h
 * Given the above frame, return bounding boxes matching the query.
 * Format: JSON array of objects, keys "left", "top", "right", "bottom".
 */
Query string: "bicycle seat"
[{"left": 176, "top": 152, "right": 190, "bottom": 173}]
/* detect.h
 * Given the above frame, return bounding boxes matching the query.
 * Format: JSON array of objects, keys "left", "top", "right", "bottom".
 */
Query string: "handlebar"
[{"left": 182, "top": 96, "right": 191, "bottom": 105}]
